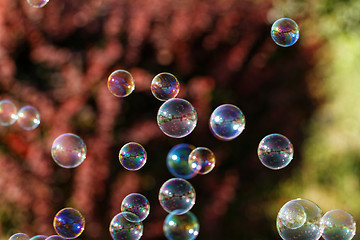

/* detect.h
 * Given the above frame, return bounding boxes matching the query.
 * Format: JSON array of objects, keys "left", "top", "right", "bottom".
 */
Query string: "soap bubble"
[
  {"left": 17, "top": 106, "right": 40, "bottom": 130},
  {"left": 109, "top": 212, "right": 143, "bottom": 240},
  {"left": 151, "top": 72, "right": 180, "bottom": 101},
  {"left": 0, "top": 100, "right": 17, "bottom": 126},
  {"left": 278, "top": 201, "right": 307, "bottom": 229},
  {"left": 30, "top": 236, "right": 47, "bottom": 240},
  {"left": 9, "top": 233, "right": 29, "bottom": 240},
  {"left": 26, "top": 0, "right": 49, "bottom": 8},
  {"left": 45, "top": 236, "right": 64, "bottom": 240},
  {"left": 119, "top": 142, "right": 147, "bottom": 171},
  {"left": 277, "top": 198, "right": 323, "bottom": 240},
  {"left": 121, "top": 193, "right": 150, "bottom": 222},
  {"left": 107, "top": 70, "right": 135, "bottom": 97},
  {"left": 157, "top": 98, "right": 197, "bottom": 138},
  {"left": 258, "top": 133, "right": 294, "bottom": 170},
  {"left": 53, "top": 208, "right": 85, "bottom": 239},
  {"left": 271, "top": 18, "right": 300, "bottom": 47},
  {"left": 209, "top": 104, "right": 245, "bottom": 141},
  {"left": 163, "top": 211, "right": 199, "bottom": 240},
  {"left": 51, "top": 133, "right": 87, "bottom": 168},
  {"left": 321, "top": 209, "right": 356, "bottom": 240},
  {"left": 188, "top": 147, "right": 215, "bottom": 175},
  {"left": 167, "top": 144, "right": 197, "bottom": 179},
  {"left": 159, "top": 178, "right": 196, "bottom": 215}
]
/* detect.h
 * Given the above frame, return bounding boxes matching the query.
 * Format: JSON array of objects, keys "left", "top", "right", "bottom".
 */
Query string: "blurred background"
[{"left": 0, "top": 0, "right": 359, "bottom": 239}]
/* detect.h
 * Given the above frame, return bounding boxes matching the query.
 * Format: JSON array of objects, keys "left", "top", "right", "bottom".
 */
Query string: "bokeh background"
[{"left": 0, "top": 0, "right": 359, "bottom": 239}]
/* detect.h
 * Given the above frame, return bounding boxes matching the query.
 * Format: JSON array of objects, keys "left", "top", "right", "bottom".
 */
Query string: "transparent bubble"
[
  {"left": 53, "top": 208, "right": 85, "bottom": 239},
  {"left": 271, "top": 18, "right": 300, "bottom": 47},
  {"left": 26, "top": 0, "right": 49, "bottom": 8},
  {"left": 51, "top": 133, "right": 87, "bottom": 168},
  {"left": 45, "top": 236, "right": 64, "bottom": 240},
  {"left": 277, "top": 198, "right": 323, "bottom": 240},
  {"left": 209, "top": 104, "right": 245, "bottom": 141},
  {"left": 188, "top": 147, "right": 215, "bottom": 175},
  {"left": 163, "top": 211, "right": 199, "bottom": 240},
  {"left": 17, "top": 106, "right": 40, "bottom": 130},
  {"left": 107, "top": 70, "right": 135, "bottom": 98},
  {"left": 0, "top": 100, "right": 17, "bottom": 126},
  {"left": 119, "top": 142, "right": 147, "bottom": 171},
  {"left": 30, "top": 236, "right": 47, "bottom": 240},
  {"left": 151, "top": 72, "right": 180, "bottom": 101},
  {"left": 321, "top": 209, "right": 356, "bottom": 240},
  {"left": 109, "top": 212, "right": 143, "bottom": 240},
  {"left": 159, "top": 178, "right": 196, "bottom": 215},
  {"left": 121, "top": 193, "right": 150, "bottom": 222},
  {"left": 167, "top": 144, "right": 197, "bottom": 179},
  {"left": 157, "top": 98, "right": 197, "bottom": 138},
  {"left": 258, "top": 133, "right": 294, "bottom": 170},
  {"left": 278, "top": 201, "right": 307, "bottom": 229},
  {"left": 9, "top": 233, "right": 29, "bottom": 240}
]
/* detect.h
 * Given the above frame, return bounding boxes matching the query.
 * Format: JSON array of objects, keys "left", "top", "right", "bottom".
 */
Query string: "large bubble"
[
  {"left": 163, "top": 211, "right": 199, "bottom": 240},
  {"left": 321, "top": 209, "right": 356, "bottom": 240}
]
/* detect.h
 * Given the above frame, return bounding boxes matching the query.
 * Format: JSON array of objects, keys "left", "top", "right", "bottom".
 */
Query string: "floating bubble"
[
  {"left": 9, "top": 233, "right": 29, "bottom": 240},
  {"left": 26, "top": 0, "right": 49, "bottom": 8},
  {"left": 163, "top": 211, "right": 199, "bottom": 240},
  {"left": 107, "top": 70, "right": 135, "bottom": 98},
  {"left": 157, "top": 98, "right": 197, "bottom": 138},
  {"left": 258, "top": 133, "right": 294, "bottom": 170},
  {"left": 119, "top": 142, "right": 147, "bottom": 171},
  {"left": 121, "top": 193, "right": 150, "bottom": 222},
  {"left": 51, "top": 133, "right": 87, "bottom": 168},
  {"left": 277, "top": 198, "right": 323, "bottom": 240},
  {"left": 159, "top": 178, "right": 196, "bottom": 215},
  {"left": 321, "top": 209, "right": 356, "bottom": 240},
  {"left": 209, "top": 104, "right": 245, "bottom": 141},
  {"left": 30, "top": 236, "right": 47, "bottom": 240},
  {"left": 188, "top": 147, "right": 215, "bottom": 175},
  {"left": 53, "top": 208, "right": 85, "bottom": 239},
  {"left": 167, "top": 144, "right": 197, "bottom": 179},
  {"left": 278, "top": 201, "right": 307, "bottom": 229},
  {"left": 45, "top": 236, "right": 64, "bottom": 240},
  {"left": 17, "top": 106, "right": 40, "bottom": 130},
  {"left": 271, "top": 18, "right": 300, "bottom": 47},
  {"left": 151, "top": 72, "right": 180, "bottom": 101},
  {"left": 109, "top": 212, "right": 143, "bottom": 240},
  {"left": 0, "top": 100, "right": 17, "bottom": 126}
]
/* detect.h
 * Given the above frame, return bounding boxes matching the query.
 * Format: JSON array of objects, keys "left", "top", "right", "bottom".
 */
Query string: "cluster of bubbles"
[{"left": 0, "top": 100, "right": 40, "bottom": 130}]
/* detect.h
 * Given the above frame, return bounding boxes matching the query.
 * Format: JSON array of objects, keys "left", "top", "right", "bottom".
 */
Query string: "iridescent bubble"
[
  {"left": 277, "top": 198, "right": 323, "bottom": 240},
  {"left": 159, "top": 178, "right": 196, "bottom": 215},
  {"left": 9, "top": 233, "right": 29, "bottom": 240},
  {"left": 188, "top": 147, "right": 215, "bottom": 175},
  {"left": 278, "top": 201, "right": 307, "bottom": 229},
  {"left": 151, "top": 72, "right": 180, "bottom": 101},
  {"left": 53, "top": 208, "right": 85, "bottom": 239},
  {"left": 257, "top": 133, "right": 294, "bottom": 170},
  {"left": 321, "top": 209, "right": 356, "bottom": 240},
  {"left": 163, "top": 211, "right": 199, "bottom": 240},
  {"left": 121, "top": 193, "right": 150, "bottom": 222},
  {"left": 271, "top": 18, "right": 300, "bottom": 47},
  {"left": 109, "top": 212, "right": 143, "bottom": 240},
  {"left": 107, "top": 70, "right": 135, "bottom": 98},
  {"left": 0, "top": 100, "right": 17, "bottom": 126},
  {"left": 45, "top": 236, "right": 64, "bottom": 240},
  {"left": 26, "top": 0, "right": 49, "bottom": 8},
  {"left": 209, "top": 104, "right": 245, "bottom": 141},
  {"left": 51, "top": 133, "right": 87, "bottom": 168},
  {"left": 17, "top": 106, "right": 40, "bottom": 130},
  {"left": 30, "top": 235, "right": 47, "bottom": 240},
  {"left": 157, "top": 98, "right": 197, "bottom": 138},
  {"left": 166, "top": 144, "right": 197, "bottom": 179},
  {"left": 119, "top": 142, "right": 147, "bottom": 171}
]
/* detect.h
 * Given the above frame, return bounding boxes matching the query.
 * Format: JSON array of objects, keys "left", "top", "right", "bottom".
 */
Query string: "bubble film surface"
[
  {"left": 119, "top": 142, "right": 147, "bottom": 171},
  {"left": 51, "top": 133, "right": 87, "bottom": 168},
  {"left": 107, "top": 70, "right": 135, "bottom": 97},
  {"left": 121, "top": 193, "right": 150, "bottom": 222},
  {"left": 53, "top": 208, "right": 85, "bottom": 239},
  {"left": 109, "top": 212, "right": 143, "bottom": 240},
  {"left": 167, "top": 144, "right": 197, "bottom": 179},
  {"left": 157, "top": 98, "right": 197, "bottom": 138},
  {"left": 17, "top": 106, "right": 40, "bottom": 130},
  {"left": 0, "top": 99, "right": 17, "bottom": 126},
  {"left": 163, "top": 211, "right": 199, "bottom": 240},
  {"left": 277, "top": 198, "right": 323, "bottom": 240},
  {"left": 45, "top": 236, "right": 64, "bottom": 240},
  {"left": 258, "top": 133, "right": 294, "bottom": 170},
  {"left": 151, "top": 72, "right": 180, "bottom": 101},
  {"left": 30, "top": 236, "right": 47, "bottom": 240},
  {"left": 159, "top": 178, "right": 196, "bottom": 215},
  {"left": 26, "top": 0, "right": 49, "bottom": 8},
  {"left": 188, "top": 147, "right": 215, "bottom": 175},
  {"left": 9, "top": 233, "right": 30, "bottom": 240},
  {"left": 321, "top": 209, "right": 356, "bottom": 240},
  {"left": 278, "top": 201, "right": 307, "bottom": 229},
  {"left": 209, "top": 104, "right": 245, "bottom": 141},
  {"left": 271, "top": 18, "right": 300, "bottom": 47}
]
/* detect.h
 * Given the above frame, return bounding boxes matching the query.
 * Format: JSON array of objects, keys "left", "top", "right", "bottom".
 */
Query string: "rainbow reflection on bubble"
[
  {"left": 0, "top": 99, "right": 17, "bottom": 126},
  {"left": 17, "top": 106, "right": 40, "bottom": 130},
  {"left": 26, "top": 0, "right": 49, "bottom": 8},
  {"left": 119, "top": 142, "right": 147, "bottom": 171},
  {"left": 53, "top": 208, "right": 85, "bottom": 239},
  {"left": 271, "top": 18, "right": 299, "bottom": 47},
  {"left": 188, "top": 147, "right": 215, "bottom": 175},
  {"left": 107, "top": 70, "right": 135, "bottom": 98},
  {"left": 121, "top": 193, "right": 150, "bottom": 222},
  {"left": 163, "top": 211, "right": 199, "bottom": 240},
  {"left": 45, "top": 236, "right": 64, "bottom": 240},
  {"left": 9, "top": 233, "right": 30, "bottom": 240},
  {"left": 321, "top": 209, "right": 356, "bottom": 240},
  {"left": 30, "top": 235, "right": 47, "bottom": 240},
  {"left": 109, "top": 212, "right": 143, "bottom": 240},
  {"left": 151, "top": 72, "right": 180, "bottom": 101},
  {"left": 167, "top": 144, "right": 197, "bottom": 179}
]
